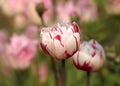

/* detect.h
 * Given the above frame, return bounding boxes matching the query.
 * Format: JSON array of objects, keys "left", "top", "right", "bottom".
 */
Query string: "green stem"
[
  {"left": 51, "top": 58, "right": 61, "bottom": 86},
  {"left": 86, "top": 71, "right": 90, "bottom": 86},
  {"left": 61, "top": 60, "right": 66, "bottom": 86}
]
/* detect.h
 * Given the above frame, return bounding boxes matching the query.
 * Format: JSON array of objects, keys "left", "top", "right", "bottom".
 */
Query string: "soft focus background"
[{"left": 0, "top": 0, "right": 120, "bottom": 86}]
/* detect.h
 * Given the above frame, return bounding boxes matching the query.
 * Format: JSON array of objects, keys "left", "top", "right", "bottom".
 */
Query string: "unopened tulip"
[
  {"left": 72, "top": 39, "right": 105, "bottom": 71},
  {"left": 40, "top": 22, "right": 80, "bottom": 60}
]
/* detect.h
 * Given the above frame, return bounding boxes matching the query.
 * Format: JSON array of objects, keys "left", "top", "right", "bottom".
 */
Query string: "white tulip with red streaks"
[
  {"left": 72, "top": 39, "right": 105, "bottom": 71},
  {"left": 40, "top": 22, "right": 80, "bottom": 60}
]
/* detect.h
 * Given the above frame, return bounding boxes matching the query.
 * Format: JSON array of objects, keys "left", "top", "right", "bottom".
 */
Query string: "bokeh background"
[{"left": 0, "top": 0, "right": 120, "bottom": 86}]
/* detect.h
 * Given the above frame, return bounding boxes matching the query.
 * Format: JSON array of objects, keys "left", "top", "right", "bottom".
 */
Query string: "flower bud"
[{"left": 72, "top": 39, "right": 105, "bottom": 72}]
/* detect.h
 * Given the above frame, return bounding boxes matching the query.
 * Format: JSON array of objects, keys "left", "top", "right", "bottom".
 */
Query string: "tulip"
[
  {"left": 72, "top": 39, "right": 105, "bottom": 71},
  {"left": 40, "top": 22, "right": 80, "bottom": 60}
]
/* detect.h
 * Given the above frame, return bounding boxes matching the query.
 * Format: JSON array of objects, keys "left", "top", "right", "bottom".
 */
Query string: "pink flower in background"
[
  {"left": 56, "top": 1, "right": 79, "bottom": 23},
  {"left": 106, "top": 0, "right": 120, "bottom": 14},
  {"left": 39, "top": 63, "right": 48, "bottom": 83},
  {"left": 1, "top": 0, "right": 24, "bottom": 16},
  {"left": 25, "top": 25, "right": 39, "bottom": 40},
  {"left": 40, "top": 22, "right": 80, "bottom": 60},
  {"left": 79, "top": 7, "right": 97, "bottom": 22},
  {"left": 3, "top": 34, "right": 37, "bottom": 69},
  {"left": 77, "top": 0, "right": 97, "bottom": 22},
  {"left": 72, "top": 39, "right": 105, "bottom": 72}
]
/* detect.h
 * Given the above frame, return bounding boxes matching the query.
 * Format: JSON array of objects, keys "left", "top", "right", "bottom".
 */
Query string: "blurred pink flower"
[
  {"left": 3, "top": 34, "right": 37, "bottom": 69},
  {"left": 25, "top": 25, "right": 39, "bottom": 39},
  {"left": 77, "top": 0, "right": 97, "bottom": 22},
  {"left": 56, "top": 1, "right": 79, "bottom": 23},
  {"left": 39, "top": 62, "right": 48, "bottom": 83},
  {"left": 106, "top": 0, "right": 120, "bottom": 14},
  {"left": 72, "top": 39, "right": 105, "bottom": 72},
  {"left": 1, "top": 0, "right": 24, "bottom": 16},
  {"left": 40, "top": 22, "right": 80, "bottom": 60}
]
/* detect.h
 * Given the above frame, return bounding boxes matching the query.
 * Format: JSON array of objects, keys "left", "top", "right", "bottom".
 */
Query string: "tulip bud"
[
  {"left": 72, "top": 39, "right": 105, "bottom": 72},
  {"left": 40, "top": 22, "right": 80, "bottom": 60}
]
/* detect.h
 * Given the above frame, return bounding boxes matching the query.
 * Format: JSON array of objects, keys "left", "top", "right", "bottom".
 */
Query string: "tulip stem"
[
  {"left": 51, "top": 58, "right": 61, "bottom": 86},
  {"left": 61, "top": 60, "right": 66, "bottom": 86},
  {"left": 86, "top": 71, "right": 90, "bottom": 86}
]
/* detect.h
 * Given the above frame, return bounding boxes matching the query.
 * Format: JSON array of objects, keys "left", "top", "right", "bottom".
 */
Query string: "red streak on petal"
[
  {"left": 78, "top": 61, "right": 92, "bottom": 71},
  {"left": 91, "top": 51, "right": 96, "bottom": 57},
  {"left": 54, "top": 35, "right": 61, "bottom": 41},
  {"left": 73, "top": 35, "right": 79, "bottom": 51},
  {"left": 57, "top": 27, "right": 63, "bottom": 34},
  {"left": 65, "top": 50, "right": 71, "bottom": 58},
  {"left": 40, "top": 43, "right": 49, "bottom": 54},
  {"left": 93, "top": 40, "right": 96, "bottom": 44},
  {"left": 54, "top": 35, "right": 64, "bottom": 47},
  {"left": 92, "top": 45, "right": 97, "bottom": 50},
  {"left": 49, "top": 32, "right": 52, "bottom": 39},
  {"left": 71, "top": 23, "right": 79, "bottom": 32}
]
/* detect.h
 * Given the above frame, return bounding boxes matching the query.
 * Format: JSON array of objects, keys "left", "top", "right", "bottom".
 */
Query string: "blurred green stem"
[
  {"left": 51, "top": 58, "right": 61, "bottom": 86},
  {"left": 86, "top": 71, "right": 90, "bottom": 86},
  {"left": 61, "top": 60, "right": 66, "bottom": 86},
  {"left": 99, "top": 71, "right": 105, "bottom": 86}
]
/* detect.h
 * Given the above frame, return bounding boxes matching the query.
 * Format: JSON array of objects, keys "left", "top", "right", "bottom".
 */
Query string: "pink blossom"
[
  {"left": 77, "top": 0, "right": 97, "bottom": 22},
  {"left": 106, "top": 0, "right": 120, "bottom": 14},
  {"left": 40, "top": 22, "right": 80, "bottom": 60},
  {"left": 1, "top": 0, "right": 24, "bottom": 16},
  {"left": 3, "top": 34, "right": 37, "bottom": 69},
  {"left": 72, "top": 39, "right": 105, "bottom": 72},
  {"left": 39, "top": 63, "right": 48, "bottom": 83},
  {"left": 25, "top": 25, "right": 39, "bottom": 39},
  {"left": 56, "top": 1, "right": 79, "bottom": 23}
]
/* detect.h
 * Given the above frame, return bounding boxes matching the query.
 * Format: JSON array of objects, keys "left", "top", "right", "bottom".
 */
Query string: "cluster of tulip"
[{"left": 40, "top": 22, "right": 105, "bottom": 72}]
